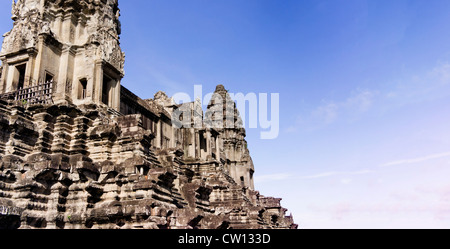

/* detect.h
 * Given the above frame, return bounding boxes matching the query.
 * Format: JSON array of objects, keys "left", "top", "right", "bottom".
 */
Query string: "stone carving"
[
  {"left": 0, "top": 101, "right": 297, "bottom": 229},
  {"left": 0, "top": 0, "right": 296, "bottom": 230},
  {"left": 1, "top": 0, "right": 41, "bottom": 54},
  {"left": 2, "top": 0, "right": 125, "bottom": 71},
  {"left": 100, "top": 33, "right": 125, "bottom": 71},
  {"left": 1, "top": 19, "right": 37, "bottom": 54},
  {"left": 40, "top": 21, "right": 52, "bottom": 35}
]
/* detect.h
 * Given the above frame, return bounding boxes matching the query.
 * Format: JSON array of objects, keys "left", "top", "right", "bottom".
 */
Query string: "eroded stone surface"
[
  {"left": 0, "top": 100, "right": 296, "bottom": 229},
  {"left": 0, "top": 0, "right": 297, "bottom": 229}
]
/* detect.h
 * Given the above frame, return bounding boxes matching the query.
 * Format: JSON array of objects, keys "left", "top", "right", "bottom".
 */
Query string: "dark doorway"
[
  {"left": 79, "top": 79, "right": 87, "bottom": 99},
  {"left": 102, "top": 75, "right": 110, "bottom": 105},
  {"left": 16, "top": 64, "right": 26, "bottom": 90},
  {"left": 45, "top": 72, "right": 53, "bottom": 83}
]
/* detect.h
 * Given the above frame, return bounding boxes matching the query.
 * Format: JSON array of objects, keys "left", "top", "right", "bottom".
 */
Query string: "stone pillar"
[
  {"left": 155, "top": 120, "right": 162, "bottom": 148},
  {"left": 188, "top": 128, "right": 195, "bottom": 158},
  {"left": 93, "top": 60, "right": 103, "bottom": 104},
  {"left": 54, "top": 45, "right": 74, "bottom": 104},
  {"left": 170, "top": 123, "right": 175, "bottom": 148},
  {"left": 195, "top": 130, "right": 200, "bottom": 159},
  {"left": 53, "top": 14, "right": 63, "bottom": 38},
  {"left": 75, "top": 18, "right": 83, "bottom": 43},
  {"left": 205, "top": 130, "right": 211, "bottom": 160},
  {"left": 32, "top": 37, "right": 45, "bottom": 85},
  {"left": 215, "top": 135, "right": 221, "bottom": 161},
  {"left": 0, "top": 61, "right": 7, "bottom": 93},
  {"left": 111, "top": 79, "right": 121, "bottom": 111},
  {"left": 249, "top": 169, "right": 255, "bottom": 190},
  {"left": 23, "top": 50, "right": 36, "bottom": 87},
  {"left": 5, "top": 66, "right": 15, "bottom": 93},
  {"left": 61, "top": 13, "right": 75, "bottom": 43}
]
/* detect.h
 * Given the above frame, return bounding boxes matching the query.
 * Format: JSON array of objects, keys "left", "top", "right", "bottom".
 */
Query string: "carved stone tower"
[
  {"left": 206, "top": 85, "right": 255, "bottom": 190},
  {"left": 0, "top": 0, "right": 297, "bottom": 230},
  {"left": 0, "top": 0, "right": 124, "bottom": 111}
]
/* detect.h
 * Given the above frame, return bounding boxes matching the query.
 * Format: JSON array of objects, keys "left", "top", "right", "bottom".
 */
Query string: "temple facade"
[
  {"left": 0, "top": 0, "right": 296, "bottom": 229},
  {"left": 0, "top": 0, "right": 124, "bottom": 110}
]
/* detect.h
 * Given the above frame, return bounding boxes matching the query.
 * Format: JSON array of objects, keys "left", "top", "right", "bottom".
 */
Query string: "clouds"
[
  {"left": 285, "top": 61, "right": 450, "bottom": 135},
  {"left": 311, "top": 200, "right": 450, "bottom": 224},
  {"left": 255, "top": 169, "right": 373, "bottom": 184},
  {"left": 381, "top": 62, "right": 450, "bottom": 107},
  {"left": 307, "top": 181, "right": 450, "bottom": 228},
  {"left": 282, "top": 154, "right": 450, "bottom": 228},
  {"left": 380, "top": 151, "right": 450, "bottom": 168},
  {"left": 254, "top": 173, "right": 292, "bottom": 184},
  {"left": 429, "top": 62, "right": 450, "bottom": 86},
  {"left": 286, "top": 89, "right": 377, "bottom": 133},
  {"left": 311, "top": 102, "right": 339, "bottom": 125},
  {"left": 144, "top": 67, "right": 186, "bottom": 93},
  {"left": 257, "top": 150, "right": 450, "bottom": 184},
  {"left": 256, "top": 148, "right": 450, "bottom": 228},
  {"left": 299, "top": 169, "right": 374, "bottom": 180},
  {"left": 313, "top": 89, "right": 376, "bottom": 124}
]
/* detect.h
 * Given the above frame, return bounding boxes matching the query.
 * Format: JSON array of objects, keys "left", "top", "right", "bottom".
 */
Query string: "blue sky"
[{"left": 2, "top": 0, "right": 450, "bottom": 228}]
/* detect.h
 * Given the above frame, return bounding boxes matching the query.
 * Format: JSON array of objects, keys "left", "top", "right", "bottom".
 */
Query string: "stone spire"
[
  {"left": 206, "top": 85, "right": 253, "bottom": 189},
  {"left": 206, "top": 84, "right": 244, "bottom": 130}
]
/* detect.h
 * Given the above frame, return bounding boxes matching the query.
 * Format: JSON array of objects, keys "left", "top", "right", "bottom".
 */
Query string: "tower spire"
[{"left": 0, "top": 0, "right": 125, "bottom": 111}]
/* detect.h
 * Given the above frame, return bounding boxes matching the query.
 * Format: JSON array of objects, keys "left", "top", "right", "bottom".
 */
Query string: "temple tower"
[
  {"left": 0, "top": 0, "right": 124, "bottom": 111},
  {"left": 206, "top": 85, "right": 255, "bottom": 190}
]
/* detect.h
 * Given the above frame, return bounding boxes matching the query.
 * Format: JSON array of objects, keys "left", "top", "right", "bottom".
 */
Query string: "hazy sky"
[{"left": 2, "top": 0, "right": 450, "bottom": 228}]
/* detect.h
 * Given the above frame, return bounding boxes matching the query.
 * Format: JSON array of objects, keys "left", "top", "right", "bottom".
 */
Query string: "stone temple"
[{"left": 0, "top": 0, "right": 297, "bottom": 229}]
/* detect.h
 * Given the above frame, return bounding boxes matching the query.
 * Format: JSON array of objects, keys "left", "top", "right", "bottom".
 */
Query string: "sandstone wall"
[{"left": 0, "top": 100, "right": 296, "bottom": 229}]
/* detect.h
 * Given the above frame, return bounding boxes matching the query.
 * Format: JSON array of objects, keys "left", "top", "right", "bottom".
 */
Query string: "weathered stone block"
[{"left": 0, "top": 0, "right": 296, "bottom": 229}]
